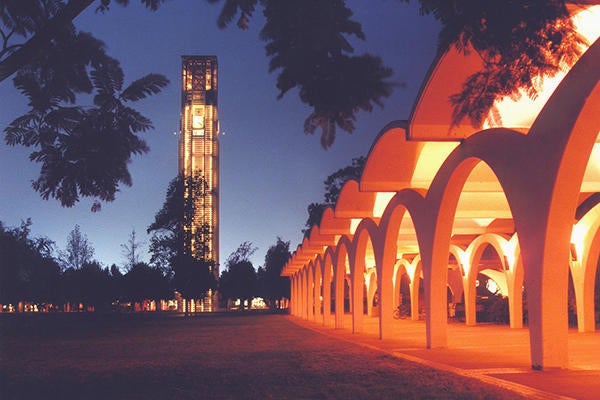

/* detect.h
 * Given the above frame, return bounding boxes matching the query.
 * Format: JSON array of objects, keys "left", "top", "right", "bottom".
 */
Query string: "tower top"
[{"left": 182, "top": 55, "right": 218, "bottom": 63}]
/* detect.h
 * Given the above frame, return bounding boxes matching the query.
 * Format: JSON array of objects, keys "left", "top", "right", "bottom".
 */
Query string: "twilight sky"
[{"left": 0, "top": 0, "right": 439, "bottom": 270}]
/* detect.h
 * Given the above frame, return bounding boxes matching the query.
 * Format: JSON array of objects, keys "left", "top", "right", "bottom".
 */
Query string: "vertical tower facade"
[{"left": 179, "top": 56, "right": 219, "bottom": 308}]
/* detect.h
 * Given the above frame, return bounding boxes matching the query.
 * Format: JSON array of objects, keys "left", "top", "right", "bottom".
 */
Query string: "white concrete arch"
[
  {"left": 463, "top": 233, "right": 512, "bottom": 326},
  {"left": 312, "top": 256, "right": 323, "bottom": 323},
  {"left": 306, "top": 262, "right": 315, "bottom": 321},
  {"left": 321, "top": 247, "right": 335, "bottom": 328},
  {"left": 392, "top": 256, "right": 424, "bottom": 322},
  {"left": 334, "top": 235, "right": 353, "bottom": 329},
  {"left": 393, "top": 258, "right": 412, "bottom": 309},
  {"left": 366, "top": 268, "right": 378, "bottom": 318},
  {"left": 378, "top": 189, "right": 428, "bottom": 340},
  {"left": 571, "top": 201, "right": 600, "bottom": 332},
  {"left": 280, "top": 13, "right": 600, "bottom": 372},
  {"left": 350, "top": 218, "right": 380, "bottom": 334}
]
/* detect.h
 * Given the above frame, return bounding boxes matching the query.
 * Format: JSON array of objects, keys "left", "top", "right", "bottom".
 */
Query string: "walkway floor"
[{"left": 288, "top": 315, "right": 600, "bottom": 400}]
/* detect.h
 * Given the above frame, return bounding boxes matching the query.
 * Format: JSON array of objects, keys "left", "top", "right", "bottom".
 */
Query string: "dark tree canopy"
[
  {"left": 0, "top": 219, "right": 61, "bottom": 305},
  {"left": 400, "top": 0, "right": 586, "bottom": 127},
  {"left": 210, "top": 0, "right": 584, "bottom": 139},
  {"left": 0, "top": 218, "right": 172, "bottom": 311},
  {"left": 1, "top": 0, "right": 168, "bottom": 209},
  {"left": 1, "top": 0, "right": 588, "bottom": 209},
  {"left": 121, "top": 228, "right": 143, "bottom": 271},
  {"left": 303, "top": 202, "right": 329, "bottom": 237},
  {"left": 210, "top": 0, "right": 395, "bottom": 148},
  {"left": 323, "top": 155, "right": 366, "bottom": 204},
  {"left": 63, "top": 261, "right": 113, "bottom": 311},
  {"left": 123, "top": 262, "right": 171, "bottom": 304},
  {"left": 224, "top": 241, "right": 257, "bottom": 267},
  {"left": 219, "top": 259, "right": 257, "bottom": 308},
  {"left": 58, "top": 224, "right": 95, "bottom": 270},
  {"left": 257, "top": 237, "right": 291, "bottom": 308},
  {"left": 219, "top": 242, "right": 258, "bottom": 307}
]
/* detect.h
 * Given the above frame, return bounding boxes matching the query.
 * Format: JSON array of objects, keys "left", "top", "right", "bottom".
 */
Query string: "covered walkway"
[
  {"left": 283, "top": 3, "right": 600, "bottom": 371},
  {"left": 290, "top": 315, "right": 600, "bottom": 400}
]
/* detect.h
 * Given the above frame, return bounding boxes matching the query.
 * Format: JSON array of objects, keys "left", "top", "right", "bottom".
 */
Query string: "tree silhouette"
[
  {"left": 323, "top": 156, "right": 366, "bottom": 204},
  {"left": 4, "top": 46, "right": 168, "bottom": 208},
  {"left": 60, "top": 261, "right": 112, "bottom": 312},
  {"left": 1, "top": 0, "right": 587, "bottom": 189},
  {"left": 211, "top": 0, "right": 395, "bottom": 148},
  {"left": 0, "top": 0, "right": 165, "bottom": 81},
  {"left": 0, "top": 219, "right": 60, "bottom": 307},
  {"left": 58, "top": 224, "right": 94, "bottom": 270},
  {"left": 401, "top": 0, "right": 586, "bottom": 127},
  {"left": 219, "top": 242, "right": 257, "bottom": 309},
  {"left": 1, "top": 1, "right": 168, "bottom": 208},
  {"left": 258, "top": 237, "right": 291, "bottom": 309},
  {"left": 123, "top": 262, "right": 170, "bottom": 308},
  {"left": 78, "top": 261, "right": 112, "bottom": 312},
  {"left": 211, "top": 0, "right": 584, "bottom": 141},
  {"left": 121, "top": 228, "right": 144, "bottom": 271}
]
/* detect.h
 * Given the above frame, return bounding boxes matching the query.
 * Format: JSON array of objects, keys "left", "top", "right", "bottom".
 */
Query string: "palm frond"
[
  {"left": 120, "top": 73, "right": 169, "bottom": 102},
  {"left": 216, "top": 0, "right": 241, "bottom": 29},
  {"left": 119, "top": 106, "right": 153, "bottom": 133},
  {"left": 90, "top": 57, "right": 124, "bottom": 104}
]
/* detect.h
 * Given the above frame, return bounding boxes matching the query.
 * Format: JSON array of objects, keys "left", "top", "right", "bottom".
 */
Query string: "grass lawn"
[{"left": 0, "top": 313, "right": 527, "bottom": 399}]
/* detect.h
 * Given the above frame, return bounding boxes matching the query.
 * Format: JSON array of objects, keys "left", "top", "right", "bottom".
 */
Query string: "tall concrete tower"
[{"left": 179, "top": 56, "right": 219, "bottom": 309}]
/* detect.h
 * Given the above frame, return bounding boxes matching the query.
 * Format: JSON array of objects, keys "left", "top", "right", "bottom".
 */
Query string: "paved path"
[{"left": 288, "top": 315, "right": 600, "bottom": 400}]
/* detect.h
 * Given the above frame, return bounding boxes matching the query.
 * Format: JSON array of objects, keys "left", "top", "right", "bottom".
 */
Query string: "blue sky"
[{"left": 0, "top": 0, "right": 438, "bottom": 270}]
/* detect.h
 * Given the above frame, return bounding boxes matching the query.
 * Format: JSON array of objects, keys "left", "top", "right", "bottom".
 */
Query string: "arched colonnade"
[{"left": 284, "top": 6, "right": 600, "bottom": 370}]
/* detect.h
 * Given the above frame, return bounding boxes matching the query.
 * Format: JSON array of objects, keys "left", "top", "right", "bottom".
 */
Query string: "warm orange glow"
[
  {"left": 404, "top": 262, "right": 417, "bottom": 282},
  {"left": 373, "top": 192, "right": 394, "bottom": 217},
  {"left": 282, "top": 4, "right": 600, "bottom": 370},
  {"left": 501, "top": 234, "right": 519, "bottom": 270},
  {"left": 350, "top": 218, "right": 361, "bottom": 234},
  {"left": 483, "top": 5, "right": 600, "bottom": 130},
  {"left": 479, "top": 269, "right": 508, "bottom": 297},
  {"left": 408, "top": 4, "right": 600, "bottom": 141},
  {"left": 411, "top": 142, "right": 458, "bottom": 187},
  {"left": 457, "top": 248, "right": 470, "bottom": 277},
  {"left": 570, "top": 223, "right": 586, "bottom": 264},
  {"left": 180, "top": 56, "right": 220, "bottom": 307},
  {"left": 581, "top": 142, "right": 600, "bottom": 192}
]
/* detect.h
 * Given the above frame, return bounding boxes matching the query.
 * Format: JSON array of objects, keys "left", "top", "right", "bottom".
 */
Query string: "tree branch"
[{"left": 0, "top": 0, "right": 95, "bottom": 83}]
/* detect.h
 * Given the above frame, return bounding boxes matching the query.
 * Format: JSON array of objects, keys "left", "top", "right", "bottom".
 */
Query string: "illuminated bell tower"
[{"left": 179, "top": 56, "right": 219, "bottom": 309}]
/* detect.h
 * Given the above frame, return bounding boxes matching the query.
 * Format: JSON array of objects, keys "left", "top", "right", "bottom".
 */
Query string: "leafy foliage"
[
  {"left": 58, "top": 224, "right": 95, "bottom": 271},
  {"left": 1, "top": 1, "right": 168, "bottom": 208},
  {"left": 224, "top": 240, "right": 257, "bottom": 267},
  {"left": 219, "top": 260, "right": 256, "bottom": 308},
  {"left": 207, "top": 0, "right": 257, "bottom": 29},
  {"left": 96, "top": 0, "right": 167, "bottom": 12},
  {"left": 0, "top": 219, "right": 61, "bottom": 305},
  {"left": 121, "top": 229, "right": 144, "bottom": 271},
  {"left": 1, "top": 0, "right": 588, "bottom": 200},
  {"left": 212, "top": 0, "right": 585, "bottom": 138},
  {"left": 401, "top": 0, "right": 586, "bottom": 127},
  {"left": 123, "top": 262, "right": 170, "bottom": 304},
  {"left": 323, "top": 156, "right": 366, "bottom": 204},
  {"left": 210, "top": 0, "right": 395, "bottom": 148},
  {"left": 303, "top": 202, "right": 329, "bottom": 237},
  {"left": 62, "top": 261, "right": 113, "bottom": 311},
  {"left": 257, "top": 237, "right": 290, "bottom": 308},
  {"left": 219, "top": 242, "right": 258, "bottom": 307},
  {"left": 0, "top": 219, "right": 171, "bottom": 311}
]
